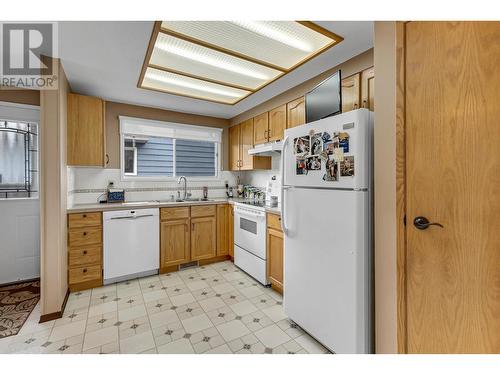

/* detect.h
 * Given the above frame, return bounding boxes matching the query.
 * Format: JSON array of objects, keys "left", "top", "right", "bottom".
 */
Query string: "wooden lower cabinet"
[
  {"left": 266, "top": 213, "right": 284, "bottom": 294},
  {"left": 217, "top": 204, "right": 230, "bottom": 256},
  {"left": 67, "top": 212, "right": 103, "bottom": 291},
  {"left": 229, "top": 205, "right": 234, "bottom": 259},
  {"left": 160, "top": 218, "right": 190, "bottom": 271},
  {"left": 191, "top": 216, "right": 217, "bottom": 261}
]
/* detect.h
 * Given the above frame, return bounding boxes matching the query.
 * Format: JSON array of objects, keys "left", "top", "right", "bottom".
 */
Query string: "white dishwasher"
[{"left": 103, "top": 208, "right": 159, "bottom": 284}]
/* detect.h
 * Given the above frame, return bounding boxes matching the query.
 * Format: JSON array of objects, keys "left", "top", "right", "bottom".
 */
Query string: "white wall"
[{"left": 239, "top": 154, "right": 281, "bottom": 189}]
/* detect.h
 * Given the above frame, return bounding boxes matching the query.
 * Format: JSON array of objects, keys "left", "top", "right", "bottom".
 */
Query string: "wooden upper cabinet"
[
  {"left": 67, "top": 93, "right": 106, "bottom": 167},
  {"left": 160, "top": 218, "right": 190, "bottom": 270},
  {"left": 253, "top": 112, "right": 269, "bottom": 145},
  {"left": 341, "top": 73, "right": 361, "bottom": 113},
  {"left": 361, "top": 67, "right": 375, "bottom": 111},
  {"left": 268, "top": 104, "right": 286, "bottom": 142},
  {"left": 239, "top": 118, "right": 255, "bottom": 171},
  {"left": 191, "top": 216, "right": 217, "bottom": 261},
  {"left": 228, "top": 124, "right": 241, "bottom": 171},
  {"left": 287, "top": 97, "right": 306, "bottom": 128}
]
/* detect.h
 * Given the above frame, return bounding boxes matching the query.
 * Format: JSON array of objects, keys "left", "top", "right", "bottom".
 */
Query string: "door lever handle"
[{"left": 413, "top": 216, "right": 444, "bottom": 230}]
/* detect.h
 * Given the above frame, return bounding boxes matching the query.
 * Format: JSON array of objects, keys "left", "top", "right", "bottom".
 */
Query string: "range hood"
[{"left": 248, "top": 141, "right": 283, "bottom": 156}]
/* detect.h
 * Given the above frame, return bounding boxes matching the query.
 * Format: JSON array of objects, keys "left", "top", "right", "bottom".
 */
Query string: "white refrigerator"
[{"left": 280, "top": 109, "right": 373, "bottom": 354}]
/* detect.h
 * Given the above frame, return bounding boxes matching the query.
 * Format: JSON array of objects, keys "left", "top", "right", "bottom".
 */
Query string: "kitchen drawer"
[
  {"left": 68, "top": 212, "right": 101, "bottom": 229},
  {"left": 191, "top": 205, "right": 216, "bottom": 218},
  {"left": 267, "top": 213, "right": 282, "bottom": 231},
  {"left": 68, "top": 228, "right": 102, "bottom": 247},
  {"left": 161, "top": 207, "right": 190, "bottom": 221},
  {"left": 68, "top": 246, "right": 101, "bottom": 267},
  {"left": 69, "top": 264, "right": 101, "bottom": 284}
]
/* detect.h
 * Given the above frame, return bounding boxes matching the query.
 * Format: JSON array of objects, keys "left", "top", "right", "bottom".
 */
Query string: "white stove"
[{"left": 233, "top": 202, "right": 268, "bottom": 285}]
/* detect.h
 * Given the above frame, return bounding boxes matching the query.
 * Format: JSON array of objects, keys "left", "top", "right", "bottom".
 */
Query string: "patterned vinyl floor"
[{"left": 0, "top": 261, "right": 329, "bottom": 354}]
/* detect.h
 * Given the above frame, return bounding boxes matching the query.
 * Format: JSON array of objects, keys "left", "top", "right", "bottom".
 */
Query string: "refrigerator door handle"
[{"left": 280, "top": 136, "right": 290, "bottom": 234}]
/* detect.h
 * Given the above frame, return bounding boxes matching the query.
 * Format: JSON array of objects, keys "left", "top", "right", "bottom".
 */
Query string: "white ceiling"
[{"left": 58, "top": 21, "right": 373, "bottom": 119}]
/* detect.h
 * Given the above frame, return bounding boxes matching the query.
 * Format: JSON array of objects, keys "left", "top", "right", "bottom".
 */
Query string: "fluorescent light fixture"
[
  {"left": 156, "top": 37, "right": 269, "bottom": 80},
  {"left": 139, "top": 21, "right": 342, "bottom": 105},
  {"left": 146, "top": 69, "right": 241, "bottom": 98},
  {"left": 230, "top": 21, "right": 312, "bottom": 52}
]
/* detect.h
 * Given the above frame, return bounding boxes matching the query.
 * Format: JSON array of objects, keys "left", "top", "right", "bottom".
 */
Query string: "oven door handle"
[{"left": 234, "top": 208, "right": 266, "bottom": 221}]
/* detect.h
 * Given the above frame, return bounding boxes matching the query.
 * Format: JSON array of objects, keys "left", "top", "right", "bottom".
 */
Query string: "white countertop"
[{"left": 67, "top": 197, "right": 281, "bottom": 215}]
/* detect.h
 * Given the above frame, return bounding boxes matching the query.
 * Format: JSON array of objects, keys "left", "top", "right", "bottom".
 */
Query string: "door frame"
[{"left": 395, "top": 21, "right": 407, "bottom": 354}]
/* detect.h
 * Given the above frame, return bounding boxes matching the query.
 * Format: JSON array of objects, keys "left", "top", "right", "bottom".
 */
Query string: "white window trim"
[
  {"left": 123, "top": 146, "right": 137, "bottom": 176},
  {"left": 119, "top": 117, "right": 222, "bottom": 182}
]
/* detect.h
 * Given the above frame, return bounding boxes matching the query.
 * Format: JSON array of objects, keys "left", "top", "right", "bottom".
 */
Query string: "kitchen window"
[{"left": 119, "top": 116, "right": 221, "bottom": 180}]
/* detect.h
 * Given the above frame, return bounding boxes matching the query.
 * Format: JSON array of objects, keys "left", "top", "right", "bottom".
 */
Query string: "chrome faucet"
[{"left": 177, "top": 176, "right": 187, "bottom": 201}]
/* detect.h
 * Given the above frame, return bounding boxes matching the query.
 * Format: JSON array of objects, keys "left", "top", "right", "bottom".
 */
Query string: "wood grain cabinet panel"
[
  {"left": 68, "top": 212, "right": 102, "bottom": 229},
  {"left": 229, "top": 204, "right": 234, "bottom": 259},
  {"left": 217, "top": 204, "right": 230, "bottom": 256},
  {"left": 267, "top": 213, "right": 282, "bottom": 231},
  {"left": 67, "top": 211, "right": 103, "bottom": 292},
  {"left": 191, "top": 205, "right": 216, "bottom": 218},
  {"left": 267, "top": 227, "right": 284, "bottom": 294},
  {"left": 268, "top": 104, "right": 286, "bottom": 142},
  {"left": 239, "top": 118, "right": 255, "bottom": 170},
  {"left": 341, "top": 73, "right": 361, "bottom": 113},
  {"left": 228, "top": 124, "right": 241, "bottom": 171},
  {"left": 67, "top": 93, "right": 106, "bottom": 167},
  {"left": 68, "top": 228, "right": 102, "bottom": 248},
  {"left": 361, "top": 67, "right": 375, "bottom": 111},
  {"left": 160, "top": 207, "right": 189, "bottom": 220},
  {"left": 160, "top": 218, "right": 190, "bottom": 270},
  {"left": 286, "top": 97, "right": 306, "bottom": 128},
  {"left": 191, "top": 216, "right": 217, "bottom": 261},
  {"left": 253, "top": 112, "right": 269, "bottom": 145}
]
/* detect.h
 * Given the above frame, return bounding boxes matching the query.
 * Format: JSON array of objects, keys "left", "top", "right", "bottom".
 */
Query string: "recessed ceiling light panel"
[
  {"left": 138, "top": 21, "right": 342, "bottom": 105},
  {"left": 142, "top": 67, "right": 251, "bottom": 104},
  {"left": 150, "top": 33, "right": 283, "bottom": 90}
]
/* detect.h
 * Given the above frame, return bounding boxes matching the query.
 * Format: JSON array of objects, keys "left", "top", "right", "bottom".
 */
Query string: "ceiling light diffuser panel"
[{"left": 139, "top": 21, "right": 342, "bottom": 105}]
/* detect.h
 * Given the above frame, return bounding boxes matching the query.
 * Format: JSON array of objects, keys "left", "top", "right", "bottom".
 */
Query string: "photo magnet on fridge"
[
  {"left": 340, "top": 155, "right": 355, "bottom": 176},
  {"left": 332, "top": 132, "right": 340, "bottom": 149},
  {"left": 323, "top": 141, "right": 335, "bottom": 155},
  {"left": 296, "top": 157, "right": 308, "bottom": 175},
  {"left": 306, "top": 156, "right": 322, "bottom": 171},
  {"left": 294, "top": 136, "right": 310, "bottom": 156},
  {"left": 324, "top": 159, "right": 338, "bottom": 181},
  {"left": 338, "top": 132, "right": 350, "bottom": 153},
  {"left": 333, "top": 147, "right": 345, "bottom": 162},
  {"left": 310, "top": 133, "right": 323, "bottom": 156},
  {"left": 321, "top": 131, "right": 331, "bottom": 143}
]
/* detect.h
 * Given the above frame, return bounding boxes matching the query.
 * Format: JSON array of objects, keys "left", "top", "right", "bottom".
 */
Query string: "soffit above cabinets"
[{"left": 138, "top": 21, "right": 343, "bottom": 105}]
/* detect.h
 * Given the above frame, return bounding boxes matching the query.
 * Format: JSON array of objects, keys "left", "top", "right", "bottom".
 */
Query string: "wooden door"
[
  {"left": 228, "top": 124, "right": 241, "bottom": 171},
  {"left": 191, "top": 216, "right": 216, "bottom": 261},
  {"left": 253, "top": 112, "right": 269, "bottom": 145},
  {"left": 217, "top": 204, "right": 230, "bottom": 256},
  {"left": 267, "top": 228, "right": 283, "bottom": 293},
  {"left": 67, "top": 93, "right": 105, "bottom": 167},
  {"left": 239, "top": 118, "right": 254, "bottom": 170},
  {"left": 269, "top": 104, "right": 286, "bottom": 142},
  {"left": 229, "top": 205, "right": 234, "bottom": 258},
  {"left": 160, "top": 218, "right": 190, "bottom": 270},
  {"left": 405, "top": 22, "right": 500, "bottom": 353},
  {"left": 361, "top": 67, "right": 374, "bottom": 111},
  {"left": 341, "top": 73, "right": 361, "bottom": 113},
  {"left": 286, "top": 97, "right": 305, "bottom": 128}
]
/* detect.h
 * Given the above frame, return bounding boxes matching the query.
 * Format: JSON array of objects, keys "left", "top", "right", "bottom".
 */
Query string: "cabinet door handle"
[
  {"left": 83, "top": 250, "right": 87, "bottom": 255},
  {"left": 82, "top": 214, "right": 87, "bottom": 218},
  {"left": 192, "top": 223, "right": 195, "bottom": 231},
  {"left": 185, "top": 223, "right": 188, "bottom": 233},
  {"left": 83, "top": 232, "right": 87, "bottom": 236},
  {"left": 106, "top": 154, "right": 109, "bottom": 165},
  {"left": 83, "top": 268, "right": 87, "bottom": 273}
]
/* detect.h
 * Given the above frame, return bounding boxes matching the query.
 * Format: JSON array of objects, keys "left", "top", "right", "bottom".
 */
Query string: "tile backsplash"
[
  {"left": 67, "top": 154, "right": 281, "bottom": 206},
  {"left": 68, "top": 167, "right": 238, "bottom": 206}
]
